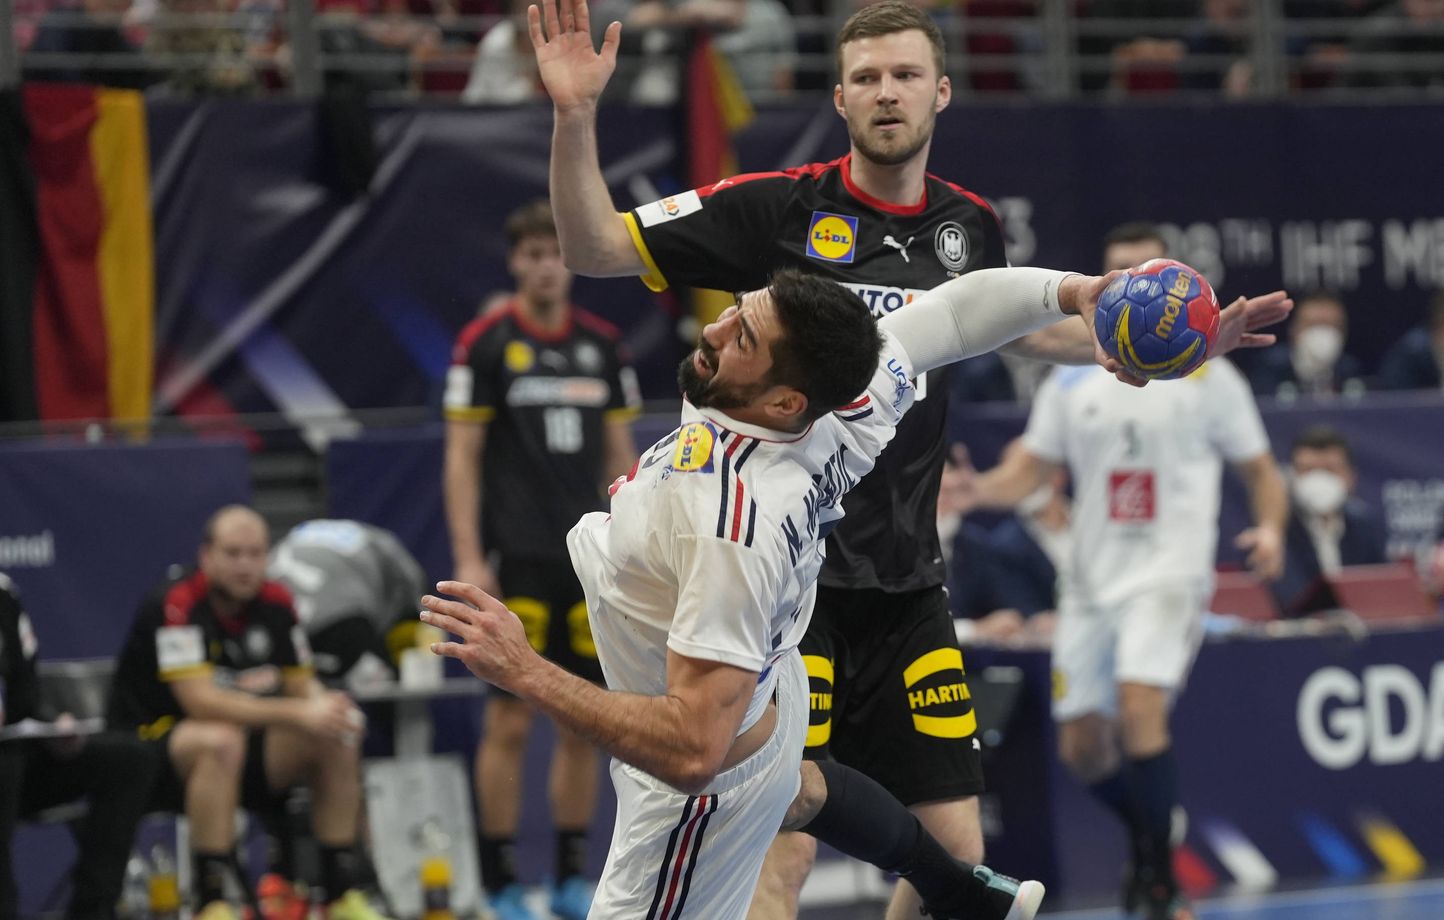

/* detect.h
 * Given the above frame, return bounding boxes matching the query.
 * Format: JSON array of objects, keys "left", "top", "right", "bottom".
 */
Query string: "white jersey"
[
  {"left": 568, "top": 332, "right": 918, "bottom": 740},
  {"left": 1022, "top": 358, "right": 1269, "bottom": 607}
]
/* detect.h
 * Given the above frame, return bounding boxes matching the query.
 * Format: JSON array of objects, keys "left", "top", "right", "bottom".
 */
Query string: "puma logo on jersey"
[{"left": 882, "top": 234, "right": 914, "bottom": 263}]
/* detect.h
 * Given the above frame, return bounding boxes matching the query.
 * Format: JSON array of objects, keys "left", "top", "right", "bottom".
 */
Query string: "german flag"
[
  {"left": 683, "top": 33, "right": 754, "bottom": 326},
  {"left": 0, "top": 84, "right": 154, "bottom": 424}
]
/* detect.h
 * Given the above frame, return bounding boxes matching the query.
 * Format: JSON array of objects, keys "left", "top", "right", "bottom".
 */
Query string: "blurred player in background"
[
  {"left": 107, "top": 506, "right": 384, "bottom": 920},
  {"left": 269, "top": 519, "right": 428, "bottom": 691},
  {"left": 955, "top": 225, "right": 1291, "bottom": 920},
  {"left": 443, "top": 199, "right": 639, "bottom": 920}
]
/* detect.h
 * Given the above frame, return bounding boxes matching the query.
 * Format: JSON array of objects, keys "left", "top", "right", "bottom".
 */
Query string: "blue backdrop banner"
[{"left": 0, "top": 439, "right": 252, "bottom": 658}]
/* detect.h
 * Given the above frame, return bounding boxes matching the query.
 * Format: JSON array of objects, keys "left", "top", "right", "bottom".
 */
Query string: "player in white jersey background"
[{"left": 956, "top": 225, "right": 1290, "bottom": 920}]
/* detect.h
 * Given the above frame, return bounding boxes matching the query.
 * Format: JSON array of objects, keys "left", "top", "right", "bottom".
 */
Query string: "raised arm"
[
  {"left": 530, "top": 0, "right": 645, "bottom": 276},
  {"left": 879, "top": 268, "right": 1106, "bottom": 377}
]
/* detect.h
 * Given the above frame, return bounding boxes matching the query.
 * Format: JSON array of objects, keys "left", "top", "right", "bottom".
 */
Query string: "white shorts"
[
  {"left": 589, "top": 650, "right": 807, "bottom": 920},
  {"left": 1051, "top": 583, "right": 1208, "bottom": 723}
]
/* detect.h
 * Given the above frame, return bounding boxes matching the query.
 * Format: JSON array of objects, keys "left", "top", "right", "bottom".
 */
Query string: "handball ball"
[{"left": 1093, "top": 259, "right": 1220, "bottom": 380}]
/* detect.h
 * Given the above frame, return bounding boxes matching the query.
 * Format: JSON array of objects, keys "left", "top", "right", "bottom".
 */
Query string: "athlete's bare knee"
[
  {"left": 1058, "top": 716, "right": 1116, "bottom": 782},
  {"left": 482, "top": 699, "right": 534, "bottom": 751},
  {"left": 780, "top": 760, "right": 827, "bottom": 832},
  {"left": 1117, "top": 684, "right": 1169, "bottom": 757},
  {"left": 175, "top": 721, "right": 246, "bottom": 777}
]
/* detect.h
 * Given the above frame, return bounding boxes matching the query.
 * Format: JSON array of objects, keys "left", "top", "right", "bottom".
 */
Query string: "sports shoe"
[
  {"left": 549, "top": 876, "right": 594, "bottom": 920},
  {"left": 195, "top": 902, "right": 242, "bottom": 920},
  {"left": 259, "top": 874, "right": 309, "bottom": 920},
  {"left": 922, "top": 865, "right": 1045, "bottom": 920},
  {"left": 1144, "top": 887, "right": 1197, "bottom": 920},
  {"left": 489, "top": 884, "right": 541, "bottom": 920},
  {"left": 326, "top": 889, "right": 393, "bottom": 920}
]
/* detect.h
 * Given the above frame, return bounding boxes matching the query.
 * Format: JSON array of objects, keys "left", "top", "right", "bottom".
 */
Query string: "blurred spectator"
[
  {"left": 1102, "top": 219, "right": 1167, "bottom": 271},
  {"left": 1376, "top": 289, "right": 1444, "bottom": 391},
  {"left": 1274, "top": 424, "right": 1388, "bottom": 615},
  {"left": 24, "top": 0, "right": 153, "bottom": 89},
  {"left": 591, "top": 0, "right": 745, "bottom": 104},
  {"left": 145, "top": 0, "right": 258, "bottom": 96},
  {"left": 1347, "top": 0, "right": 1444, "bottom": 90},
  {"left": 939, "top": 443, "right": 1064, "bottom": 644},
  {"left": 958, "top": 0, "right": 1040, "bottom": 94},
  {"left": 1, "top": 572, "right": 162, "bottom": 920},
  {"left": 1247, "top": 290, "right": 1366, "bottom": 399},
  {"left": 713, "top": 0, "right": 796, "bottom": 96},
  {"left": 463, "top": 0, "right": 543, "bottom": 102},
  {"left": 1077, "top": 0, "right": 1192, "bottom": 95},
  {"left": 1181, "top": 0, "right": 1253, "bottom": 94}
]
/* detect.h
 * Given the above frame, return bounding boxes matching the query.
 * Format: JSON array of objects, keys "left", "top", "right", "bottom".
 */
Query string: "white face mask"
[
  {"left": 1294, "top": 325, "right": 1344, "bottom": 377},
  {"left": 1293, "top": 469, "right": 1348, "bottom": 515}
]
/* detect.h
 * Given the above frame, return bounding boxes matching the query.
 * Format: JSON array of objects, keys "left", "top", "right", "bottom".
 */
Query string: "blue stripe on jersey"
[
  {"left": 715, "top": 448, "right": 732, "bottom": 539},
  {"left": 733, "top": 439, "right": 760, "bottom": 472},
  {"left": 837, "top": 408, "right": 873, "bottom": 422},
  {"left": 743, "top": 499, "right": 757, "bottom": 547}
]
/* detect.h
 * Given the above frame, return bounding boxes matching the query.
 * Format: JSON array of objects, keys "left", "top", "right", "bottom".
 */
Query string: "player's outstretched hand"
[
  {"left": 529, "top": 0, "right": 621, "bottom": 111},
  {"left": 1069, "top": 271, "right": 1149, "bottom": 388},
  {"left": 1235, "top": 525, "right": 1284, "bottom": 582},
  {"left": 422, "top": 580, "right": 537, "bottom": 691},
  {"left": 1209, "top": 290, "right": 1293, "bottom": 359}
]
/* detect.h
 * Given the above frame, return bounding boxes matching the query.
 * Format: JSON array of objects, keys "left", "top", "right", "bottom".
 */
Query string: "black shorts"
[
  {"left": 800, "top": 583, "right": 984, "bottom": 805},
  {"left": 491, "top": 556, "right": 603, "bottom": 695},
  {"left": 148, "top": 724, "right": 287, "bottom": 816}
]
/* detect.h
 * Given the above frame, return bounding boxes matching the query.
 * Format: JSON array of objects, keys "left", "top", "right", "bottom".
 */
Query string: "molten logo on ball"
[{"left": 1094, "top": 259, "right": 1220, "bottom": 380}]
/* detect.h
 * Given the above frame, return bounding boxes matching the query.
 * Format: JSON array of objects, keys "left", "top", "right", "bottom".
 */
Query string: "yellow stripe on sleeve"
[
  {"left": 620, "top": 212, "right": 669, "bottom": 293},
  {"left": 159, "top": 663, "right": 213, "bottom": 683},
  {"left": 445, "top": 406, "right": 495, "bottom": 423}
]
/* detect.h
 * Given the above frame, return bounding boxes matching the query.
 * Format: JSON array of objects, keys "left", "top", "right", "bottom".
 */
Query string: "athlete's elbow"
[{"left": 667, "top": 759, "right": 720, "bottom": 795}]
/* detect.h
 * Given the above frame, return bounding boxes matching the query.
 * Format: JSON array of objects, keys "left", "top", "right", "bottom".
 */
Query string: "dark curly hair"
[{"left": 764, "top": 270, "right": 883, "bottom": 423}]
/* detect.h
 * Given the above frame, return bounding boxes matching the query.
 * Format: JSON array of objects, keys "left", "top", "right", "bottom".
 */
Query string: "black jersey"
[
  {"left": 625, "top": 154, "right": 1009, "bottom": 591},
  {"left": 444, "top": 301, "right": 641, "bottom": 560},
  {"left": 107, "top": 570, "right": 313, "bottom": 735},
  {"left": 0, "top": 573, "right": 40, "bottom": 726}
]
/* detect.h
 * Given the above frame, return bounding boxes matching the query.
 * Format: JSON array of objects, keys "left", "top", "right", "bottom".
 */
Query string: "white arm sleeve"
[{"left": 877, "top": 267, "right": 1076, "bottom": 376}]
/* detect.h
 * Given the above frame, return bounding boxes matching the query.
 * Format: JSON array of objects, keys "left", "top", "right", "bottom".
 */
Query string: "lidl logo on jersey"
[
  {"left": 504, "top": 341, "right": 535, "bottom": 373},
  {"left": 671, "top": 422, "right": 717, "bottom": 473},
  {"left": 806, "top": 211, "right": 859, "bottom": 264}
]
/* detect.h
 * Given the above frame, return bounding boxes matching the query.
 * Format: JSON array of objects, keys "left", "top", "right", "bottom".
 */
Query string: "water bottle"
[
  {"left": 148, "top": 844, "right": 181, "bottom": 920},
  {"left": 418, "top": 819, "right": 455, "bottom": 920},
  {"left": 120, "top": 853, "right": 150, "bottom": 920}
]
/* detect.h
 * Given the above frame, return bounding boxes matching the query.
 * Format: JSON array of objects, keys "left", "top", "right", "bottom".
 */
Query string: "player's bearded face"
[
  {"left": 677, "top": 340, "right": 771, "bottom": 409},
  {"left": 846, "top": 93, "right": 938, "bottom": 167},
  {"left": 837, "top": 32, "right": 947, "bottom": 168}
]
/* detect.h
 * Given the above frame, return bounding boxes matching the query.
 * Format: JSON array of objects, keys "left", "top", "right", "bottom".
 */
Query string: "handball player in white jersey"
[
  {"left": 419, "top": 254, "right": 1288, "bottom": 917},
  {"left": 959, "top": 227, "right": 1290, "bottom": 920}
]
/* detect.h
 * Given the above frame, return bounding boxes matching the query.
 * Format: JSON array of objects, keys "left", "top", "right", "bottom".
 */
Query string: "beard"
[
  {"left": 847, "top": 108, "right": 936, "bottom": 167},
  {"left": 676, "top": 345, "right": 764, "bottom": 410}
]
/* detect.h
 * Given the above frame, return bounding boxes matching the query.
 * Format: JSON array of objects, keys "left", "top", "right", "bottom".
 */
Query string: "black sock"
[
  {"left": 1129, "top": 748, "right": 1180, "bottom": 885},
  {"left": 555, "top": 828, "right": 588, "bottom": 883},
  {"left": 1088, "top": 768, "right": 1148, "bottom": 867},
  {"left": 319, "top": 845, "right": 361, "bottom": 902},
  {"left": 799, "top": 761, "right": 1012, "bottom": 919},
  {"left": 194, "top": 851, "right": 232, "bottom": 908},
  {"left": 479, "top": 836, "right": 518, "bottom": 893}
]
